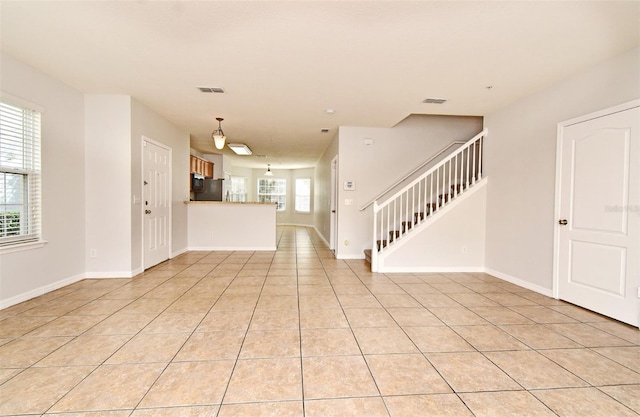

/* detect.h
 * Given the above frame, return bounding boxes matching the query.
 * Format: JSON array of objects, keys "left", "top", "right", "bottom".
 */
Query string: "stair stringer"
[{"left": 376, "top": 178, "right": 488, "bottom": 273}]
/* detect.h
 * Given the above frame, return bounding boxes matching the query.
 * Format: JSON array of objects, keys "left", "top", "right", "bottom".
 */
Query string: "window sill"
[{"left": 0, "top": 240, "right": 48, "bottom": 255}]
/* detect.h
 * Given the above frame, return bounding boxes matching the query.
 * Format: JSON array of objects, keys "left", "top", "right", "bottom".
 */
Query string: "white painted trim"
[
  {"left": 330, "top": 155, "right": 338, "bottom": 251},
  {"left": 335, "top": 254, "right": 366, "bottom": 260},
  {"left": 0, "top": 240, "right": 47, "bottom": 255},
  {"left": 0, "top": 91, "right": 46, "bottom": 113},
  {"left": 0, "top": 272, "right": 85, "bottom": 310},
  {"left": 560, "top": 99, "right": 640, "bottom": 127},
  {"left": 312, "top": 225, "right": 330, "bottom": 248},
  {"left": 484, "top": 268, "right": 553, "bottom": 297},
  {"left": 85, "top": 271, "right": 136, "bottom": 279},
  {"left": 187, "top": 246, "right": 277, "bottom": 251},
  {"left": 382, "top": 266, "right": 484, "bottom": 273},
  {"left": 171, "top": 247, "right": 189, "bottom": 258},
  {"left": 553, "top": 99, "right": 640, "bottom": 300}
]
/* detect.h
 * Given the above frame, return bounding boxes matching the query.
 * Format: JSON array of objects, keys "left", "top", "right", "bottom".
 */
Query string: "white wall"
[
  {"left": 314, "top": 134, "right": 339, "bottom": 245},
  {"left": 202, "top": 153, "right": 223, "bottom": 179},
  {"left": 381, "top": 182, "right": 487, "bottom": 272},
  {"left": 337, "top": 115, "right": 483, "bottom": 258},
  {"left": 484, "top": 47, "right": 640, "bottom": 292},
  {"left": 85, "top": 95, "right": 132, "bottom": 276},
  {"left": 0, "top": 53, "right": 86, "bottom": 307}
]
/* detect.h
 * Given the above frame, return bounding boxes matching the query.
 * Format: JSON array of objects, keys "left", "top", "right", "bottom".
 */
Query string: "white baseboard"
[
  {"left": 335, "top": 254, "right": 366, "bottom": 260},
  {"left": 187, "top": 246, "right": 277, "bottom": 251},
  {"left": 171, "top": 247, "right": 189, "bottom": 258},
  {"left": 84, "top": 271, "right": 137, "bottom": 279},
  {"left": 0, "top": 272, "right": 85, "bottom": 310},
  {"left": 381, "top": 266, "right": 485, "bottom": 273},
  {"left": 484, "top": 267, "right": 554, "bottom": 297},
  {"left": 312, "top": 226, "right": 330, "bottom": 248}
]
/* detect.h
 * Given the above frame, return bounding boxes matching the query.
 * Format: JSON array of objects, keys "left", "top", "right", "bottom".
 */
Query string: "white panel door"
[
  {"left": 557, "top": 103, "right": 639, "bottom": 326},
  {"left": 143, "top": 139, "right": 171, "bottom": 269}
]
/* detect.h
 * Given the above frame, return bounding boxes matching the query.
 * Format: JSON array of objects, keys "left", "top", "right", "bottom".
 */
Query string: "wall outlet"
[{"left": 90, "top": 249, "right": 97, "bottom": 258}]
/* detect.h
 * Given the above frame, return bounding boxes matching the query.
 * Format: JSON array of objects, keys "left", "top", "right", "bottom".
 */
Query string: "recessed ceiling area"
[{"left": 0, "top": 1, "right": 638, "bottom": 168}]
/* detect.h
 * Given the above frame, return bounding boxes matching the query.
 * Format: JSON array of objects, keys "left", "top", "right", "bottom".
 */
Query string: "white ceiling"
[{"left": 1, "top": 1, "right": 638, "bottom": 168}]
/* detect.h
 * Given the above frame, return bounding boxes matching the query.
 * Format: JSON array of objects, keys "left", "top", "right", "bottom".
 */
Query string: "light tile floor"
[{"left": 1, "top": 226, "right": 639, "bottom": 416}]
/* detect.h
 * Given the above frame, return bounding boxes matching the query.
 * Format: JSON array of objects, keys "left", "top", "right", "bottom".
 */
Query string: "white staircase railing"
[{"left": 370, "top": 129, "right": 486, "bottom": 271}]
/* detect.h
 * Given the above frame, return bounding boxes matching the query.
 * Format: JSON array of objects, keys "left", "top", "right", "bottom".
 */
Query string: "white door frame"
[
  {"left": 330, "top": 156, "right": 338, "bottom": 251},
  {"left": 553, "top": 99, "right": 640, "bottom": 303},
  {"left": 141, "top": 135, "right": 172, "bottom": 270}
]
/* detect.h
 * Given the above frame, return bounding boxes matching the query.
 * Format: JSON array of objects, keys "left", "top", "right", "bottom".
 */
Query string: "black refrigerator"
[{"left": 194, "top": 179, "right": 224, "bottom": 201}]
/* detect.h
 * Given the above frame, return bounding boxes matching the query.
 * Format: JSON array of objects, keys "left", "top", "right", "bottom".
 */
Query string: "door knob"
[
  {"left": 145, "top": 210, "right": 151, "bottom": 214},
  {"left": 558, "top": 219, "right": 568, "bottom": 225}
]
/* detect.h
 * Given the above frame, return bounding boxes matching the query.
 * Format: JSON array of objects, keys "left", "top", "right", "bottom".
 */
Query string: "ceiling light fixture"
[
  {"left": 264, "top": 164, "right": 273, "bottom": 176},
  {"left": 228, "top": 143, "right": 252, "bottom": 155},
  {"left": 211, "top": 117, "right": 226, "bottom": 150}
]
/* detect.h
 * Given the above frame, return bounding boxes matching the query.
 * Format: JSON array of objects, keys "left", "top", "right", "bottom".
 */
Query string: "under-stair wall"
[{"left": 378, "top": 179, "right": 487, "bottom": 272}]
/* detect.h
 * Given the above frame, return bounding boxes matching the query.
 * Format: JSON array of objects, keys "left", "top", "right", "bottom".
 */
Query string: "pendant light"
[
  {"left": 211, "top": 117, "right": 226, "bottom": 150},
  {"left": 264, "top": 164, "right": 273, "bottom": 176}
]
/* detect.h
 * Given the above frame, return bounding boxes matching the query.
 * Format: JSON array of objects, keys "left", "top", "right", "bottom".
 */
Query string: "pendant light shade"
[
  {"left": 211, "top": 117, "right": 226, "bottom": 150},
  {"left": 264, "top": 164, "right": 273, "bottom": 176}
]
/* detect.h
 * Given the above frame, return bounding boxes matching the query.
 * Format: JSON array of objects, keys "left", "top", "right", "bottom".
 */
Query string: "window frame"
[
  {"left": 257, "top": 177, "right": 287, "bottom": 211},
  {"left": 228, "top": 176, "right": 247, "bottom": 202},
  {"left": 294, "top": 177, "right": 311, "bottom": 213},
  {"left": 0, "top": 94, "right": 44, "bottom": 252}
]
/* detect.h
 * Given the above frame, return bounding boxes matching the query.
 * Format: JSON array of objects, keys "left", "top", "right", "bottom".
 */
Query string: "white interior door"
[
  {"left": 556, "top": 102, "right": 639, "bottom": 327},
  {"left": 143, "top": 139, "right": 171, "bottom": 269},
  {"left": 330, "top": 156, "right": 338, "bottom": 251}
]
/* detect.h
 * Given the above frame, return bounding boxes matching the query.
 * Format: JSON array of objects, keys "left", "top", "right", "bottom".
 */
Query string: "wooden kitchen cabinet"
[
  {"left": 190, "top": 155, "right": 214, "bottom": 178},
  {"left": 190, "top": 155, "right": 198, "bottom": 173},
  {"left": 203, "top": 161, "right": 214, "bottom": 178}
]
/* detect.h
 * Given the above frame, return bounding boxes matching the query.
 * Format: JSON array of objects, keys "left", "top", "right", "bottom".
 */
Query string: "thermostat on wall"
[{"left": 343, "top": 181, "right": 356, "bottom": 191}]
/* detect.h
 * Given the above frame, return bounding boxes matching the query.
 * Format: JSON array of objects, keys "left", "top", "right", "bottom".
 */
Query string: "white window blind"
[
  {"left": 295, "top": 178, "right": 311, "bottom": 212},
  {"left": 258, "top": 178, "right": 286, "bottom": 211},
  {"left": 0, "top": 100, "right": 41, "bottom": 246}
]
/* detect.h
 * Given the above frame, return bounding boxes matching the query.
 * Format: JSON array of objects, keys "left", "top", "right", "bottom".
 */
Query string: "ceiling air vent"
[
  {"left": 197, "top": 87, "right": 225, "bottom": 93},
  {"left": 422, "top": 98, "right": 447, "bottom": 104}
]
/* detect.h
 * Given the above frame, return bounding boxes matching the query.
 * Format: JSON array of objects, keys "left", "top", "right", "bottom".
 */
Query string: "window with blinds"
[
  {"left": 0, "top": 99, "right": 41, "bottom": 246},
  {"left": 258, "top": 178, "right": 286, "bottom": 211},
  {"left": 229, "top": 176, "right": 247, "bottom": 202},
  {"left": 295, "top": 178, "right": 311, "bottom": 213}
]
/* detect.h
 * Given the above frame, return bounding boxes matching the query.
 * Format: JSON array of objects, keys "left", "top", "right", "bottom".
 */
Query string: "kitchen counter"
[{"left": 187, "top": 201, "right": 277, "bottom": 251}]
